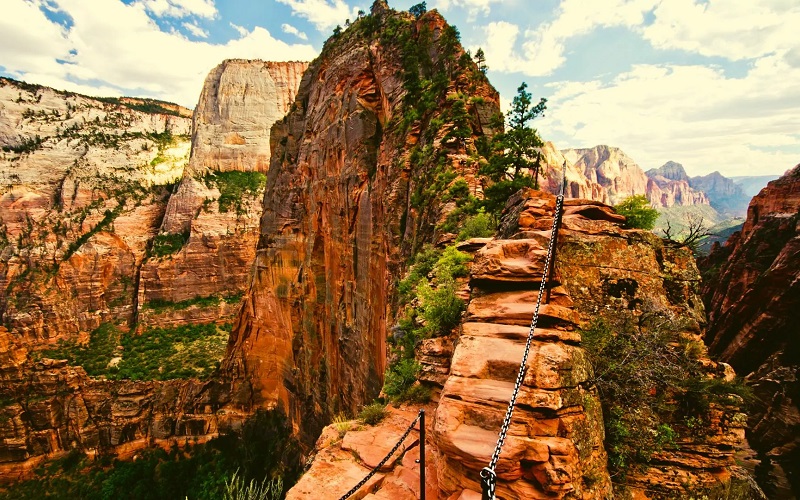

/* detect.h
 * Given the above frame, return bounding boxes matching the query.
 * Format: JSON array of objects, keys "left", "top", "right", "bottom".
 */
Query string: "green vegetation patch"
[
  {"left": 203, "top": 171, "right": 267, "bottom": 214},
  {"left": 581, "top": 311, "right": 752, "bottom": 485},
  {"left": 151, "top": 231, "right": 189, "bottom": 257},
  {"left": 0, "top": 408, "right": 301, "bottom": 500},
  {"left": 40, "top": 322, "right": 230, "bottom": 381},
  {"left": 614, "top": 195, "right": 659, "bottom": 230},
  {"left": 385, "top": 245, "right": 469, "bottom": 400},
  {"left": 143, "top": 293, "right": 242, "bottom": 312}
]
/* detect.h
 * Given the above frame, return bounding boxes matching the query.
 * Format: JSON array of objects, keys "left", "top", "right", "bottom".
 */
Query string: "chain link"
[
  {"left": 338, "top": 412, "right": 423, "bottom": 500},
  {"left": 481, "top": 166, "right": 568, "bottom": 499}
]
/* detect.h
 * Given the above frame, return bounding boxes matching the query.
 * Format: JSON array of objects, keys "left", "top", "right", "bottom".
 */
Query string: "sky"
[{"left": 1, "top": 0, "right": 798, "bottom": 177}]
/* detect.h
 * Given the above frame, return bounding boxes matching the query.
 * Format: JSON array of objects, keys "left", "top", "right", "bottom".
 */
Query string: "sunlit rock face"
[
  {"left": 0, "top": 59, "right": 308, "bottom": 478},
  {"left": 223, "top": 3, "right": 502, "bottom": 442},
  {"left": 0, "top": 77, "right": 191, "bottom": 343},
  {"left": 139, "top": 60, "right": 308, "bottom": 326}
]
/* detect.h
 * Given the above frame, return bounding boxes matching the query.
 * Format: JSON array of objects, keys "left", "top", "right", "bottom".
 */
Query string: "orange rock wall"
[{"left": 224, "top": 4, "right": 502, "bottom": 441}]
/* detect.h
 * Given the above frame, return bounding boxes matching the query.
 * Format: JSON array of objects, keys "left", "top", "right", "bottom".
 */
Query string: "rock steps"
[{"left": 433, "top": 234, "right": 607, "bottom": 499}]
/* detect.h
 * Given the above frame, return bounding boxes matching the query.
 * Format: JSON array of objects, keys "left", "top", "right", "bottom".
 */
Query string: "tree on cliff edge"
[{"left": 480, "top": 82, "right": 547, "bottom": 216}]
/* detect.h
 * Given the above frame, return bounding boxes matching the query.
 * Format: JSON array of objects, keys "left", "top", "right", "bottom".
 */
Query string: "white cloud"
[
  {"left": 138, "top": 0, "right": 217, "bottom": 19},
  {"left": 182, "top": 21, "right": 209, "bottom": 38},
  {"left": 0, "top": 0, "right": 316, "bottom": 108},
  {"left": 642, "top": 0, "right": 800, "bottom": 60},
  {"left": 230, "top": 22, "right": 249, "bottom": 37},
  {"left": 275, "top": 0, "right": 356, "bottom": 31},
  {"left": 540, "top": 59, "right": 800, "bottom": 176},
  {"left": 480, "top": 0, "right": 657, "bottom": 76},
  {"left": 281, "top": 23, "right": 308, "bottom": 40},
  {"left": 435, "top": 0, "right": 503, "bottom": 20}
]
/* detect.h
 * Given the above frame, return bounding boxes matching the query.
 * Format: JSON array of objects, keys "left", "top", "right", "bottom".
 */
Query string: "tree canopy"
[
  {"left": 480, "top": 82, "right": 547, "bottom": 216},
  {"left": 614, "top": 195, "right": 659, "bottom": 230}
]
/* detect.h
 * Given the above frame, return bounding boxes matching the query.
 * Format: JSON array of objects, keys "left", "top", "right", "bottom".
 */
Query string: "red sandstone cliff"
[
  {"left": 700, "top": 164, "right": 800, "bottom": 497},
  {"left": 223, "top": 2, "right": 502, "bottom": 440},
  {"left": 0, "top": 61, "right": 307, "bottom": 476}
]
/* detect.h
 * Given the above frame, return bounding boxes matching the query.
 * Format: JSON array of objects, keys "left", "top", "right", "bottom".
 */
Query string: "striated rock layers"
[
  {"left": 0, "top": 77, "right": 191, "bottom": 343},
  {"left": 224, "top": 2, "right": 502, "bottom": 441},
  {"left": 138, "top": 59, "right": 307, "bottom": 327},
  {"left": 645, "top": 161, "right": 710, "bottom": 208},
  {"left": 0, "top": 326, "right": 236, "bottom": 481},
  {"left": 287, "top": 190, "right": 753, "bottom": 499},
  {"left": 0, "top": 61, "right": 307, "bottom": 476},
  {"left": 700, "top": 164, "right": 800, "bottom": 496},
  {"left": 432, "top": 191, "right": 749, "bottom": 499}
]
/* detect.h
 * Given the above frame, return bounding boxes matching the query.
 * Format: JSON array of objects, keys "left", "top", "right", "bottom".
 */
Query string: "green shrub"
[
  {"left": 416, "top": 282, "right": 464, "bottom": 337},
  {"left": 398, "top": 384, "right": 432, "bottom": 404},
  {"left": 204, "top": 171, "right": 267, "bottom": 214},
  {"left": 151, "top": 231, "right": 189, "bottom": 257},
  {"left": 581, "top": 311, "right": 752, "bottom": 482},
  {"left": 358, "top": 402, "right": 388, "bottom": 426},
  {"left": 224, "top": 470, "right": 282, "bottom": 500},
  {"left": 614, "top": 195, "right": 659, "bottom": 230},
  {"left": 456, "top": 209, "right": 495, "bottom": 241},
  {"left": 383, "top": 359, "right": 421, "bottom": 398}
]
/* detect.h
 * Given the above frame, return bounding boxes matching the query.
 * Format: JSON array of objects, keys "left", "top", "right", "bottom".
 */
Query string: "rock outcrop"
[
  {"left": 0, "top": 325, "right": 236, "bottom": 481},
  {"left": 288, "top": 190, "right": 755, "bottom": 499},
  {"left": 690, "top": 170, "right": 750, "bottom": 216},
  {"left": 646, "top": 161, "right": 710, "bottom": 207},
  {"left": 224, "top": 3, "right": 502, "bottom": 441},
  {"left": 561, "top": 145, "right": 650, "bottom": 206},
  {"left": 700, "top": 164, "right": 800, "bottom": 497}
]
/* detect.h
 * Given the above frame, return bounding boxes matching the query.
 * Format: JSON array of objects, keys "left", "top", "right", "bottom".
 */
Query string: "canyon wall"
[
  {"left": 223, "top": 1, "right": 502, "bottom": 440},
  {"left": 700, "top": 164, "right": 800, "bottom": 497},
  {"left": 0, "top": 77, "right": 191, "bottom": 343},
  {"left": 138, "top": 59, "right": 307, "bottom": 327},
  {"left": 0, "top": 60, "right": 307, "bottom": 474}
]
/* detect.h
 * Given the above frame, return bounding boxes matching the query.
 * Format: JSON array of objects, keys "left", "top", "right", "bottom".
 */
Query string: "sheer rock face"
[
  {"left": 139, "top": 60, "right": 307, "bottom": 321},
  {"left": 0, "top": 61, "right": 306, "bottom": 475},
  {"left": 189, "top": 59, "right": 307, "bottom": 176},
  {"left": 561, "top": 145, "right": 650, "bottom": 206},
  {"left": 223, "top": 7, "right": 501, "bottom": 441},
  {"left": 700, "top": 164, "right": 800, "bottom": 493},
  {"left": 0, "top": 77, "right": 191, "bottom": 343}
]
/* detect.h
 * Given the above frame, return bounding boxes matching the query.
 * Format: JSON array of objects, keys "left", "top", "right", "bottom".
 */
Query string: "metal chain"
[
  {"left": 481, "top": 165, "right": 568, "bottom": 500},
  {"left": 338, "top": 412, "right": 423, "bottom": 500}
]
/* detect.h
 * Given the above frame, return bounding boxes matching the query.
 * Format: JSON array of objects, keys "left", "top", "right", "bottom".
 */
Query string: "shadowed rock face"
[
  {"left": 223, "top": 4, "right": 501, "bottom": 441},
  {"left": 700, "top": 164, "right": 800, "bottom": 497}
]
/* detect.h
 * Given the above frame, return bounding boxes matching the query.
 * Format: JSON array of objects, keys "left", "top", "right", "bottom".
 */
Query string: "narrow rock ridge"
[
  {"left": 223, "top": 6, "right": 502, "bottom": 441},
  {"left": 288, "top": 190, "right": 754, "bottom": 499}
]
